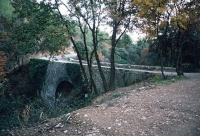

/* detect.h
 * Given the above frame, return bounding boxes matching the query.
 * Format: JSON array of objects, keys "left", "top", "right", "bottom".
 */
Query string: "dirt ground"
[{"left": 11, "top": 73, "right": 200, "bottom": 136}]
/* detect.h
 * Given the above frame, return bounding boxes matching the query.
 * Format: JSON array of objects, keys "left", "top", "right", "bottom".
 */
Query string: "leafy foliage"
[
  {"left": 12, "top": 0, "right": 69, "bottom": 55},
  {"left": 114, "top": 38, "right": 149, "bottom": 65},
  {"left": 133, "top": 0, "right": 200, "bottom": 75},
  {"left": 117, "top": 34, "right": 133, "bottom": 47},
  {"left": 0, "top": 0, "right": 14, "bottom": 19}
]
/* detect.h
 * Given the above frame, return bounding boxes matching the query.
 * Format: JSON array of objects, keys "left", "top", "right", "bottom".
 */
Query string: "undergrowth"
[{"left": 0, "top": 93, "right": 96, "bottom": 136}]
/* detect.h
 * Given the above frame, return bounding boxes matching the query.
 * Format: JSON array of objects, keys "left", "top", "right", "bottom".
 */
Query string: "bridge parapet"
[{"left": 70, "top": 59, "right": 175, "bottom": 72}]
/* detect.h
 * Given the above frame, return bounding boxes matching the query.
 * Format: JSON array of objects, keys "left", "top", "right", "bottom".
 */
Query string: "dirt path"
[{"left": 11, "top": 73, "right": 200, "bottom": 136}]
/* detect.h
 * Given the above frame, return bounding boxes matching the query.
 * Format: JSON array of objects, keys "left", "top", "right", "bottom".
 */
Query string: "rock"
[
  {"left": 45, "top": 123, "right": 49, "bottom": 126},
  {"left": 63, "top": 130, "right": 68, "bottom": 133},
  {"left": 75, "top": 113, "right": 80, "bottom": 116},
  {"left": 84, "top": 114, "right": 88, "bottom": 117},
  {"left": 55, "top": 123, "right": 64, "bottom": 128},
  {"left": 117, "top": 123, "right": 121, "bottom": 126},
  {"left": 64, "top": 113, "right": 70, "bottom": 118},
  {"left": 85, "top": 134, "right": 93, "bottom": 136},
  {"left": 138, "top": 87, "right": 145, "bottom": 91},
  {"left": 149, "top": 84, "right": 156, "bottom": 89},
  {"left": 94, "top": 105, "right": 100, "bottom": 108},
  {"left": 141, "top": 116, "right": 147, "bottom": 120},
  {"left": 49, "top": 130, "right": 55, "bottom": 133},
  {"left": 107, "top": 127, "right": 112, "bottom": 130}
]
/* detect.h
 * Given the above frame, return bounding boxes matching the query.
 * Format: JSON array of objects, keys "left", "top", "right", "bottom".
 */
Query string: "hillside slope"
[{"left": 11, "top": 73, "right": 200, "bottom": 136}]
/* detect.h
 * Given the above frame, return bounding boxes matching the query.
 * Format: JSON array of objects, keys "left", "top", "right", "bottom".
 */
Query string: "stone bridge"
[{"left": 36, "top": 59, "right": 169, "bottom": 107}]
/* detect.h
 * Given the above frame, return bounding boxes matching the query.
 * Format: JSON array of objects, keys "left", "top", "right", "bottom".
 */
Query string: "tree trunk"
[
  {"left": 90, "top": 69, "right": 99, "bottom": 94},
  {"left": 157, "top": 35, "right": 165, "bottom": 79},
  {"left": 159, "top": 43, "right": 165, "bottom": 79},
  {"left": 109, "top": 46, "right": 116, "bottom": 91},
  {"left": 170, "top": 46, "right": 173, "bottom": 67},
  {"left": 91, "top": 28, "right": 109, "bottom": 92},
  {"left": 88, "top": 62, "right": 98, "bottom": 94},
  {"left": 176, "top": 27, "right": 184, "bottom": 76},
  {"left": 89, "top": 1, "right": 109, "bottom": 93},
  {"left": 81, "top": 27, "right": 98, "bottom": 94},
  {"left": 109, "top": 24, "right": 118, "bottom": 91},
  {"left": 70, "top": 37, "right": 91, "bottom": 92},
  {"left": 176, "top": 45, "right": 184, "bottom": 76},
  {"left": 94, "top": 49, "right": 109, "bottom": 92}
]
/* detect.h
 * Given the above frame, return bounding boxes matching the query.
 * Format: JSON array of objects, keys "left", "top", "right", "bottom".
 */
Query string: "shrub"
[{"left": 182, "top": 63, "right": 195, "bottom": 72}]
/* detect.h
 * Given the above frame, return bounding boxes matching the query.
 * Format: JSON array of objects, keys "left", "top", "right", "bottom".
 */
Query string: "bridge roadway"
[
  {"left": 39, "top": 53, "right": 197, "bottom": 80},
  {"left": 38, "top": 56, "right": 177, "bottom": 76}
]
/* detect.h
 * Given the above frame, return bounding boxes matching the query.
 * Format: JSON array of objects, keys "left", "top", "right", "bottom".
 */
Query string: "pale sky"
[{"left": 58, "top": 1, "right": 145, "bottom": 42}]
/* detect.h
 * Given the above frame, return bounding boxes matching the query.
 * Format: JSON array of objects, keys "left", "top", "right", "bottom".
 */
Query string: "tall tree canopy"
[
  {"left": 10, "top": 0, "right": 69, "bottom": 57},
  {"left": 134, "top": 0, "right": 200, "bottom": 76}
]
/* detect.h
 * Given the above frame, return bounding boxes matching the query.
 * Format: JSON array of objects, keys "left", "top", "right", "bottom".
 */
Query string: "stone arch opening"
[{"left": 55, "top": 81, "right": 74, "bottom": 99}]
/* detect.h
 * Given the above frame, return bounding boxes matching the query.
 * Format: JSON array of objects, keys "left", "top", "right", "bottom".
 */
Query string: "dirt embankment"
[{"left": 11, "top": 73, "right": 200, "bottom": 136}]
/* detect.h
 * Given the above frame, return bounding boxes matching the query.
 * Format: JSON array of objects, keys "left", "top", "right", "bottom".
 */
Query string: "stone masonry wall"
[
  {"left": 90, "top": 66, "right": 153, "bottom": 93},
  {"left": 38, "top": 60, "right": 154, "bottom": 106}
]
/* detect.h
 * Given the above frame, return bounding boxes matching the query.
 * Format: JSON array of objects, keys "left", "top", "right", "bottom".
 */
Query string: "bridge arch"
[
  {"left": 40, "top": 62, "right": 84, "bottom": 107},
  {"left": 55, "top": 80, "right": 74, "bottom": 99}
]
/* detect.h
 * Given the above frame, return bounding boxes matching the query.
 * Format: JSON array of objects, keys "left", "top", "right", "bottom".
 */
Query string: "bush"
[
  {"left": 149, "top": 74, "right": 187, "bottom": 85},
  {"left": 0, "top": 95, "right": 24, "bottom": 132},
  {"left": 182, "top": 63, "right": 195, "bottom": 72},
  {"left": 0, "top": 91, "right": 96, "bottom": 135},
  {"left": 0, "top": 94, "right": 47, "bottom": 134}
]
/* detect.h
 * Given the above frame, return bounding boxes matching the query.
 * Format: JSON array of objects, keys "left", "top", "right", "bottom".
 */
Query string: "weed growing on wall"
[{"left": 29, "top": 59, "right": 49, "bottom": 96}]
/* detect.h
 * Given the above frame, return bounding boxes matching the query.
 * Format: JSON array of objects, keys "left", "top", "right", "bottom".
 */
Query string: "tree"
[
  {"left": 106, "top": 0, "right": 137, "bottom": 90},
  {"left": 54, "top": 0, "right": 138, "bottom": 92},
  {"left": 133, "top": 0, "right": 173, "bottom": 78},
  {"left": 117, "top": 33, "right": 133, "bottom": 47},
  {"left": 54, "top": 0, "right": 103, "bottom": 93},
  {"left": 170, "top": 0, "right": 200, "bottom": 75},
  {"left": 115, "top": 47, "right": 129, "bottom": 64},
  {"left": 9, "top": 0, "right": 69, "bottom": 64},
  {"left": 134, "top": 0, "right": 200, "bottom": 76}
]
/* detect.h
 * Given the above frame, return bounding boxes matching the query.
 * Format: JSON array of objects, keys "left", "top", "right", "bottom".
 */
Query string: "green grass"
[{"left": 149, "top": 74, "right": 187, "bottom": 85}]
